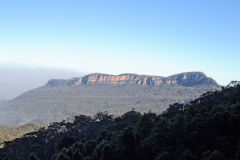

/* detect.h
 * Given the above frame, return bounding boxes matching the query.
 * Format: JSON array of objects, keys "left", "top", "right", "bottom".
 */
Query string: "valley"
[{"left": 0, "top": 72, "right": 220, "bottom": 126}]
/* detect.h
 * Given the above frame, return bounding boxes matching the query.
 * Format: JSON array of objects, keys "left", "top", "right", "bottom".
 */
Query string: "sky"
[{"left": 0, "top": 0, "right": 240, "bottom": 85}]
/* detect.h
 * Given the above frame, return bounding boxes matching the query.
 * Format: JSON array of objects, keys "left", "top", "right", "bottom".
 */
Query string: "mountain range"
[
  {"left": 46, "top": 72, "right": 217, "bottom": 87},
  {"left": 0, "top": 72, "right": 220, "bottom": 126},
  {"left": 1, "top": 81, "right": 239, "bottom": 160}
]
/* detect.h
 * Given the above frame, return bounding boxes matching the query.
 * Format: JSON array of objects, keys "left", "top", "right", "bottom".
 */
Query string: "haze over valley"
[
  {"left": 0, "top": 72, "right": 220, "bottom": 126},
  {"left": 0, "top": 65, "right": 82, "bottom": 100}
]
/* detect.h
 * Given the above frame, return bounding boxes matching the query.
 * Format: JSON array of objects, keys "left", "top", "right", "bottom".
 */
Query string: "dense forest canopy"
[{"left": 0, "top": 81, "right": 240, "bottom": 160}]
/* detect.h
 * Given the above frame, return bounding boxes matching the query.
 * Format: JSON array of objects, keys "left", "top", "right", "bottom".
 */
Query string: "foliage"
[
  {"left": 0, "top": 123, "right": 41, "bottom": 145},
  {"left": 0, "top": 82, "right": 219, "bottom": 126},
  {"left": 0, "top": 82, "right": 239, "bottom": 160}
]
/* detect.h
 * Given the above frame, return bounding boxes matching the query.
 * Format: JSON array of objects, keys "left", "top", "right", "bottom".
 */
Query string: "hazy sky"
[
  {"left": 0, "top": 65, "right": 81, "bottom": 100},
  {"left": 0, "top": 0, "right": 239, "bottom": 85}
]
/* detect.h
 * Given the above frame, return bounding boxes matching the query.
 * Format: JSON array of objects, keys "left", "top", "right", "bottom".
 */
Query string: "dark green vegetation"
[
  {"left": 0, "top": 72, "right": 219, "bottom": 126},
  {"left": 0, "top": 81, "right": 239, "bottom": 160},
  {"left": 0, "top": 123, "right": 41, "bottom": 145}
]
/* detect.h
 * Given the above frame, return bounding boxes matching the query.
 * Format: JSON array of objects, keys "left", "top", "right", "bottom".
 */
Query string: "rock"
[{"left": 46, "top": 72, "right": 218, "bottom": 87}]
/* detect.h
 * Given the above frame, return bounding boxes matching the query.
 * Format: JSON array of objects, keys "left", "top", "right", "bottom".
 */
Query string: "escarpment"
[{"left": 47, "top": 72, "right": 218, "bottom": 87}]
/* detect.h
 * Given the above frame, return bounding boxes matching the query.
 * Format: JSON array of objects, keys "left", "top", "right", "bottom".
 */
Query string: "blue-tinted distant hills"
[{"left": 0, "top": 72, "right": 220, "bottom": 126}]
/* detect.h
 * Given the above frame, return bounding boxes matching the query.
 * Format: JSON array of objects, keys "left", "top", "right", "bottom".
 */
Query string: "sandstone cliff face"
[
  {"left": 0, "top": 72, "right": 220, "bottom": 125},
  {"left": 73, "top": 73, "right": 161, "bottom": 86},
  {"left": 46, "top": 72, "right": 218, "bottom": 87}
]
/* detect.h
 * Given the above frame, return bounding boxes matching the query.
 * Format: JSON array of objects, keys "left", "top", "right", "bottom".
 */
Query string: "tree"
[
  {"left": 204, "top": 150, "right": 225, "bottom": 160},
  {"left": 136, "top": 113, "right": 155, "bottom": 138},
  {"left": 57, "top": 137, "right": 76, "bottom": 151},
  {"left": 94, "top": 112, "right": 113, "bottom": 122},
  {"left": 28, "top": 153, "right": 39, "bottom": 160}
]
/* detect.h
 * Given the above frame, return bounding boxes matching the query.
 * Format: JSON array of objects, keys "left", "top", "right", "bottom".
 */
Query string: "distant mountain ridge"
[
  {"left": 46, "top": 72, "right": 217, "bottom": 87},
  {"left": 0, "top": 72, "right": 220, "bottom": 126}
]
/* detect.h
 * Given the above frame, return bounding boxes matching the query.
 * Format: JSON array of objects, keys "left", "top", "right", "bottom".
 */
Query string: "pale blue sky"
[{"left": 0, "top": 0, "right": 240, "bottom": 85}]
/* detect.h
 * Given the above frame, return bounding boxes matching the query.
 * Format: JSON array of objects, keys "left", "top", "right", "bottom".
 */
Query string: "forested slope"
[
  {"left": 0, "top": 72, "right": 219, "bottom": 126},
  {"left": 0, "top": 81, "right": 239, "bottom": 160},
  {"left": 0, "top": 123, "right": 41, "bottom": 146}
]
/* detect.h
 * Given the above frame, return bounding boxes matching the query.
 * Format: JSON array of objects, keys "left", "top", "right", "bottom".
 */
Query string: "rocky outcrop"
[
  {"left": 46, "top": 72, "right": 218, "bottom": 87},
  {"left": 73, "top": 73, "right": 162, "bottom": 86},
  {"left": 0, "top": 72, "right": 220, "bottom": 125},
  {"left": 166, "top": 72, "right": 218, "bottom": 86}
]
